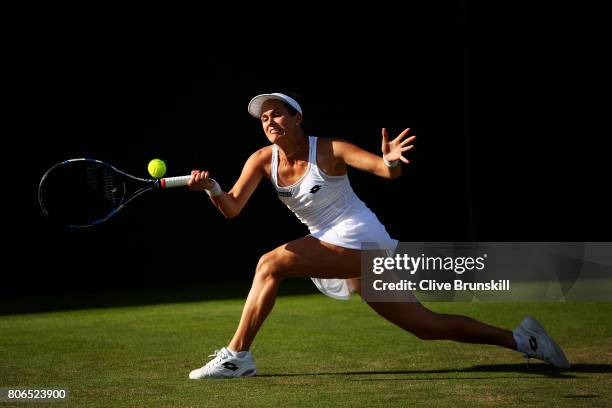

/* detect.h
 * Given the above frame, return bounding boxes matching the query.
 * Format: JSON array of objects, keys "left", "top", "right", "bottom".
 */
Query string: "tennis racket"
[{"left": 38, "top": 158, "right": 192, "bottom": 228}]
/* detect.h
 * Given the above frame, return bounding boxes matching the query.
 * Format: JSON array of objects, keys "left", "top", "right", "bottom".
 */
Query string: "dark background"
[{"left": 9, "top": 3, "right": 609, "bottom": 296}]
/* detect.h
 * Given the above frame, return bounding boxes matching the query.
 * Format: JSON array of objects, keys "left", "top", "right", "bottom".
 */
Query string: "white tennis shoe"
[
  {"left": 514, "top": 316, "right": 570, "bottom": 369},
  {"left": 189, "top": 347, "right": 257, "bottom": 379}
]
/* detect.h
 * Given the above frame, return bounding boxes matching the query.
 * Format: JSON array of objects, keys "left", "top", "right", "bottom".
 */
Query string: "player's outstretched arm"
[
  {"left": 334, "top": 127, "right": 416, "bottom": 179},
  {"left": 188, "top": 150, "right": 265, "bottom": 219}
]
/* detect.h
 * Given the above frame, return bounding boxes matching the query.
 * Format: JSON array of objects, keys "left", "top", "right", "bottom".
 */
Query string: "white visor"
[{"left": 247, "top": 93, "right": 303, "bottom": 118}]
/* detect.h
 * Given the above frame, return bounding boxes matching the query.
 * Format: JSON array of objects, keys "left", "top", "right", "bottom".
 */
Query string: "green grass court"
[{"left": 1, "top": 281, "right": 611, "bottom": 407}]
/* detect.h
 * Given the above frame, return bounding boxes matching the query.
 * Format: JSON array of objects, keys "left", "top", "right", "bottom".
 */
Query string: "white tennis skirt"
[{"left": 309, "top": 207, "right": 398, "bottom": 300}]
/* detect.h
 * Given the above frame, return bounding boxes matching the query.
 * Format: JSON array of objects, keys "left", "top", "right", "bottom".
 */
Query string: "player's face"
[{"left": 260, "top": 100, "right": 301, "bottom": 143}]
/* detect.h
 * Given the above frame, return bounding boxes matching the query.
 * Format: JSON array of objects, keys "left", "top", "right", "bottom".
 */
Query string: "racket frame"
[{"left": 38, "top": 158, "right": 190, "bottom": 228}]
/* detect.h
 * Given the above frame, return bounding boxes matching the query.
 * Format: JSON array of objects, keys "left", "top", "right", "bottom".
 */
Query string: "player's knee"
[{"left": 255, "top": 252, "right": 285, "bottom": 282}]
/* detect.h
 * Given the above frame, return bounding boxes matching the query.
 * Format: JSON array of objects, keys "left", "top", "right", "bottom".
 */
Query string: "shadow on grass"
[
  {"left": 257, "top": 363, "right": 612, "bottom": 380},
  {"left": 0, "top": 279, "right": 318, "bottom": 315}
]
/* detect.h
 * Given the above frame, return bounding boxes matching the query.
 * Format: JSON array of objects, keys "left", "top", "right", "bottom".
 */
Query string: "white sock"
[{"left": 513, "top": 331, "right": 528, "bottom": 354}]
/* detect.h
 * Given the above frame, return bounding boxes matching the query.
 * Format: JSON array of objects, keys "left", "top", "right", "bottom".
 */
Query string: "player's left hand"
[{"left": 381, "top": 127, "right": 416, "bottom": 164}]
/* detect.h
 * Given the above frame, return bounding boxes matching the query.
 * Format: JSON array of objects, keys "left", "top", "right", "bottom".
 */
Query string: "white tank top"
[
  {"left": 271, "top": 136, "right": 368, "bottom": 234},
  {"left": 272, "top": 136, "right": 398, "bottom": 301}
]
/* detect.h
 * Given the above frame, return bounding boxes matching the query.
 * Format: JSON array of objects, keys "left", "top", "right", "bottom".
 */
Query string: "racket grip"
[{"left": 160, "top": 175, "right": 191, "bottom": 188}]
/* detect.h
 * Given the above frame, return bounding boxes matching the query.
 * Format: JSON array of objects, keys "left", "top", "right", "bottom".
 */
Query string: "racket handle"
[{"left": 160, "top": 175, "right": 191, "bottom": 188}]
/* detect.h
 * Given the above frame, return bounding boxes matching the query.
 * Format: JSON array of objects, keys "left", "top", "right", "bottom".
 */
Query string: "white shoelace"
[
  {"left": 197, "top": 349, "right": 228, "bottom": 376},
  {"left": 207, "top": 349, "right": 228, "bottom": 364}
]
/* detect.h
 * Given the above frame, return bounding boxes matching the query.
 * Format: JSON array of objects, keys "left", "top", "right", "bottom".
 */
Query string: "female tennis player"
[{"left": 187, "top": 93, "right": 569, "bottom": 379}]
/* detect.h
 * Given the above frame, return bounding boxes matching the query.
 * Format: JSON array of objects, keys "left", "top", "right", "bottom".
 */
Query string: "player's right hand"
[{"left": 188, "top": 170, "right": 215, "bottom": 192}]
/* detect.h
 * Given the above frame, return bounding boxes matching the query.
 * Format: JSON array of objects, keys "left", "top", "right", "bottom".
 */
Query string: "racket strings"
[
  {"left": 40, "top": 161, "right": 127, "bottom": 227},
  {"left": 83, "top": 164, "right": 122, "bottom": 207},
  {"left": 99, "top": 166, "right": 121, "bottom": 207}
]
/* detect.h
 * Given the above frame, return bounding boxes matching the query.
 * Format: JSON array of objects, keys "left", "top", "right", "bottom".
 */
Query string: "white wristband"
[
  {"left": 205, "top": 178, "right": 222, "bottom": 197},
  {"left": 383, "top": 157, "right": 400, "bottom": 168}
]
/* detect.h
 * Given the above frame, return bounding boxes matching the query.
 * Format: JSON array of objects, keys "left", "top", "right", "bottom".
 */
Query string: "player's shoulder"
[
  {"left": 248, "top": 145, "right": 273, "bottom": 178},
  {"left": 250, "top": 145, "right": 273, "bottom": 162},
  {"left": 317, "top": 137, "right": 354, "bottom": 157},
  {"left": 328, "top": 137, "right": 353, "bottom": 145},
  {"left": 316, "top": 136, "right": 353, "bottom": 146},
  {"left": 244, "top": 145, "right": 273, "bottom": 172}
]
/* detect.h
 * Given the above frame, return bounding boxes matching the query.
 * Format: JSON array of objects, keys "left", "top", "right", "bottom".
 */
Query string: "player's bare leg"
[
  {"left": 348, "top": 280, "right": 568, "bottom": 368},
  {"left": 228, "top": 236, "right": 362, "bottom": 351},
  {"left": 190, "top": 236, "right": 361, "bottom": 379},
  {"left": 347, "top": 278, "right": 516, "bottom": 349}
]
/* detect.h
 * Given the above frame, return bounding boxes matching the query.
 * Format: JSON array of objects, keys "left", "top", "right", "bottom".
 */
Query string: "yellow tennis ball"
[{"left": 147, "top": 158, "right": 166, "bottom": 178}]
